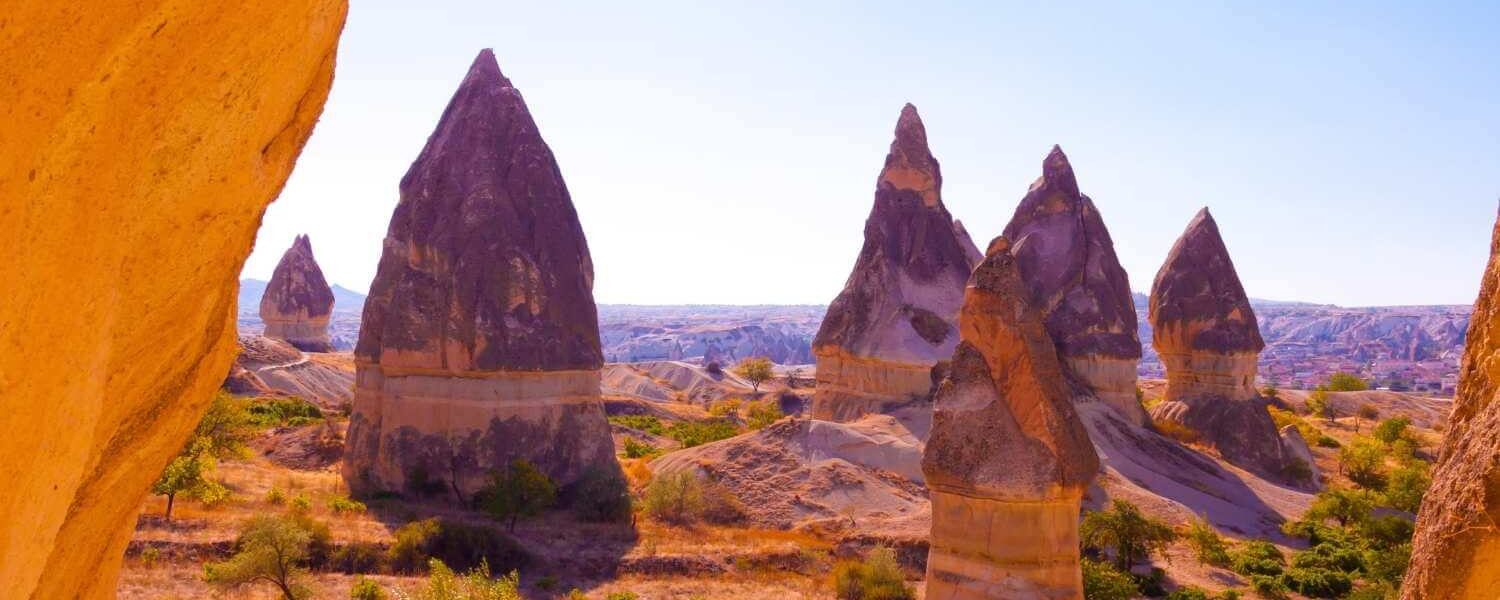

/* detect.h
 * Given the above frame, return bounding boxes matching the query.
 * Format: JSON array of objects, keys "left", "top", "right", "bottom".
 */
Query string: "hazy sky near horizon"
[{"left": 243, "top": 1, "right": 1499, "bottom": 307}]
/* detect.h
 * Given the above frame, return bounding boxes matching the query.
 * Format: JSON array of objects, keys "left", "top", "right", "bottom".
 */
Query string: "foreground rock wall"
[
  {"left": 924, "top": 237, "right": 1099, "bottom": 600},
  {"left": 345, "top": 49, "right": 616, "bottom": 495},
  {"left": 0, "top": 2, "right": 346, "bottom": 597},
  {"left": 811, "top": 104, "right": 976, "bottom": 422},
  {"left": 1403, "top": 211, "right": 1500, "bottom": 599}
]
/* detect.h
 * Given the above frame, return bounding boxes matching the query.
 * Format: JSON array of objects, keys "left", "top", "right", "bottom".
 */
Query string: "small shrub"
[
  {"left": 386, "top": 518, "right": 530, "bottom": 576},
  {"left": 606, "top": 593, "right": 640, "bottom": 600},
  {"left": 1340, "top": 437, "right": 1388, "bottom": 490},
  {"left": 1327, "top": 372, "right": 1368, "bottom": 392},
  {"left": 1184, "top": 518, "right": 1230, "bottom": 567},
  {"left": 266, "top": 487, "right": 287, "bottom": 505},
  {"left": 608, "top": 415, "right": 665, "bottom": 436},
  {"left": 1315, "top": 435, "right": 1341, "bottom": 448},
  {"left": 1372, "top": 417, "right": 1413, "bottom": 446},
  {"left": 1165, "top": 588, "right": 1210, "bottom": 600},
  {"left": 1282, "top": 566, "right": 1354, "bottom": 598},
  {"left": 290, "top": 493, "right": 312, "bottom": 512},
  {"left": 1081, "top": 559, "right": 1138, "bottom": 600},
  {"left": 572, "top": 466, "right": 632, "bottom": 523},
  {"left": 831, "top": 546, "right": 913, "bottom": 600},
  {"left": 1229, "top": 541, "right": 1285, "bottom": 577},
  {"left": 665, "top": 419, "right": 741, "bottom": 448},
  {"left": 1383, "top": 464, "right": 1431, "bottom": 513},
  {"left": 708, "top": 398, "right": 742, "bottom": 418},
  {"left": 405, "top": 558, "right": 520, "bottom": 600},
  {"left": 1080, "top": 500, "right": 1177, "bottom": 570},
  {"left": 329, "top": 496, "right": 368, "bottom": 515},
  {"left": 745, "top": 398, "right": 784, "bottom": 430},
  {"left": 643, "top": 471, "right": 705, "bottom": 524},
  {"left": 389, "top": 519, "right": 443, "bottom": 574},
  {"left": 330, "top": 542, "right": 385, "bottom": 574},
  {"left": 1249, "top": 574, "right": 1288, "bottom": 599},
  {"left": 475, "top": 459, "right": 557, "bottom": 532},
  {"left": 622, "top": 438, "right": 661, "bottom": 459},
  {"left": 247, "top": 397, "right": 324, "bottom": 428},
  {"left": 140, "top": 545, "right": 162, "bottom": 568},
  {"left": 350, "top": 576, "right": 385, "bottom": 600},
  {"left": 699, "top": 480, "right": 748, "bottom": 525}
]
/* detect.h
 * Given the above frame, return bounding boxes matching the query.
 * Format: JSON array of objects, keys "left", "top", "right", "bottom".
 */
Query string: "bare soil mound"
[{"left": 249, "top": 421, "right": 345, "bottom": 471}]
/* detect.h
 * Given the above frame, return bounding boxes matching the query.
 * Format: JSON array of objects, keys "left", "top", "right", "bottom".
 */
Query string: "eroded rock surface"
[
  {"left": 811, "top": 104, "right": 977, "bottom": 422},
  {"left": 924, "top": 237, "right": 1099, "bottom": 600},
  {"left": 1002, "top": 146, "right": 1146, "bottom": 425},
  {"left": 260, "top": 234, "right": 336, "bottom": 352},
  {"left": 1404, "top": 211, "right": 1500, "bottom": 599},
  {"left": 0, "top": 3, "right": 345, "bottom": 597},
  {"left": 1147, "top": 209, "right": 1288, "bottom": 478},
  {"left": 345, "top": 49, "right": 616, "bottom": 496}
]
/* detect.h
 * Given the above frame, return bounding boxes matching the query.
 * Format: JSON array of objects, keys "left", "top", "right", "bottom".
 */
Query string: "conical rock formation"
[
  {"left": 345, "top": 49, "right": 616, "bottom": 496},
  {"left": 1403, "top": 209, "right": 1500, "bottom": 599},
  {"left": 260, "top": 234, "right": 335, "bottom": 352},
  {"left": 1002, "top": 146, "right": 1146, "bottom": 425},
  {"left": 1147, "top": 209, "right": 1288, "bottom": 477},
  {"left": 811, "top": 104, "right": 978, "bottom": 422},
  {"left": 924, "top": 236, "right": 1100, "bottom": 600}
]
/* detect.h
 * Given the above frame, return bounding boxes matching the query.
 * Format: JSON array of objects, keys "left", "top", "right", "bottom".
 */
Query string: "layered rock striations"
[
  {"left": 924, "top": 237, "right": 1100, "bottom": 600},
  {"left": 1147, "top": 209, "right": 1288, "bottom": 477},
  {"left": 344, "top": 49, "right": 616, "bottom": 496},
  {"left": 261, "top": 234, "right": 336, "bottom": 351},
  {"left": 811, "top": 104, "right": 977, "bottom": 422},
  {"left": 1403, "top": 210, "right": 1500, "bottom": 599},
  {"left": 1002, "top": 146, "right": 1147, "bottom": 425},
  {"left": 0, "top": 2, "right": 346, "bottom": 597}
]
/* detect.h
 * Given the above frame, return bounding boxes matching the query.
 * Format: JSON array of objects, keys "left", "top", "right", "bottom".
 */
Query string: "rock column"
[{"left": 260, "top": 234, "right": 336, "bottom": 352}]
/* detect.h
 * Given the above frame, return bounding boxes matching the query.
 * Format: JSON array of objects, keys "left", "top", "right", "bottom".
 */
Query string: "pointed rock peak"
[
  {"left": 953, "top": 219, "right": 983, "bottom": 267},
  {"left": 1027, "top": 144, "right": 1080, "bottom": 198},
  {"left": 879, "top": 103, "right": 942, "bottom": 207},
  {"left": 461, "top": 48, "right": 507, "bottom": 88},
  {"left": 1180, "top": 207, "right": 1226, "bottom": 248},
  {"left": 290, "top": 234, "right": 313, "bottom": 254},
  {"left": 1151, "top": 208, "right": 1262, "bottom": 354}
]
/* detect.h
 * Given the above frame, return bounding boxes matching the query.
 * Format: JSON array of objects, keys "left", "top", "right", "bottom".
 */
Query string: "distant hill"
[{"left": 238, "top": 279, "right": 367, "bottom": 316}]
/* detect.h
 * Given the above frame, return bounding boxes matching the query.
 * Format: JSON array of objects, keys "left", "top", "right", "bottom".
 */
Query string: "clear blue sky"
[{"left": 243, "top": 1, "right": 1500, "bottom": 306}]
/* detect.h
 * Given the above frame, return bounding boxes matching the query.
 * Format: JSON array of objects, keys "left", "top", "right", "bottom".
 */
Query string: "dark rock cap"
[
  {"left": 1002, "top": 145, "right": 1139, "bottom": 359},
  {"left": 356, "top": 49, "right": 602, "bottom": 372},
  {"left": 1149, "top": 208, "right": 1264, "bottom": 353},
  {"left": 923, "top": 237, "right": 1100, "bottom": 498},
  {"left": 813, "top": 104, "right": 974, "bottom": 360},
  {"left": 260, "top": 234, "right": 334, "bottom": 319}
]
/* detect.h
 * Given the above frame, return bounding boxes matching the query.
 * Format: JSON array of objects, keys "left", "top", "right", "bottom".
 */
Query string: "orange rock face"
[
  {"left": 1403, "top": 211, "right": 1500, "bottom": 600},
  {"left": 0, "top": 3, "right": 346, "bottom": 598},
  {"left": 924, "top": 237, "right": 1100, "bottom": 600}
]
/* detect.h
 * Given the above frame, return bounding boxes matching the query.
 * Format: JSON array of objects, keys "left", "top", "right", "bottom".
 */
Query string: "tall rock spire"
[
  {"left": 810, "top": 104, "right": 976, "bottom": 422},
  {"left": 923, "top": 236, "right": 1099, "bottom": 599},
  {"left": 259, "top": 234, "right": 335, "bottom": 352},
  {"left": 345, "top": 49, "right": 616, "bottom": 496},
  {"left": 1002, "top": 145, "right": 1146, "bottom": 424},
  {"left": 1403, "top": 208, "right": 1500, "bottom": 599},
  {"left": 1147, "top": 209, "right": 1293, "bottom": 480}
]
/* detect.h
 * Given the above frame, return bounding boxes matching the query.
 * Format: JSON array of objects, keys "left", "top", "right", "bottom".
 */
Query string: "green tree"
[
  {"left": 1372, "top": 417, "right": 1412, "bottom": 446},
  {"left": 733, "top": 357, "right": 775, "bottom": 393},
  {"left": 204, "top": 514, "right": 314, "bottom": 600},
  {"left": 1340, "top": 437, "right": 1388, "bottom": 489},
  {"left": 1080, "top": 500, "right": 1177, "bottom": 571},
  {"left": 478, "top": 459, "right": 556, "bottom": 532},
  {"left": 151, "top": 437, "right": 228, "bottom": 520},
  {"left": 1305, "top": 488, "right": 1375, "bottom": 528},
  {"left": 1306, "top": 388, "right": 1332, "bottom": 422},
  {"left": 194, "top": 392, "right": 255, "bottom": 458},
  {"left": 1081, "top": 559, "right": 1138, "bottom": 600},
  {"left": 832, "top": 546, "right": 913, "bottom": 600},
  {"left": 1327, "top": 372, "right": 1369, "bottom": 392},
  {"left": 1383, "top": 464, "right": 1431, "bottom": 513},
  {"left": 1183, "top": 517, "right": 1230, "bottom": 567}
]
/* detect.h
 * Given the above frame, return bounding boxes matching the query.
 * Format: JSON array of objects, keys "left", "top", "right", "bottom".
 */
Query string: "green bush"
[
  {"left": 349, "top": 576, "right": 385, "bottom": 600},
  {"left": 1080, "top": 500, "right": 1177, "bottom": 570},
  {"left": 666, "top": 419, "right": 741, "bottom": 448},
  {"left": 1305, "top": 488, "right": 1376, "bottom": 528},
  {"left": 205, "top": 514, "right": 315, "bottom": 600},
  {"left": 1382, "top": 464, "right": 1431, "bottom": 513},
  {"left": 1165, "top": 588, "right": 1209, "bottom": 600},
  {"left": 606, "top": 593, "right": 640, "bottom": 600},
  {"left": 1341, "top": 437, "right": 1388, "bottom": 489},
  {"left": 329, "top": 496, "right": 367, "bottom": 515},
  {"left": 1229, "top": 540, "right": 1285, "bottom": 577},
  {"left": 1282, "top": 565, "right": 1354, "bottom": 598},
  {"left": 745, "top": 399, "right": 784, "bottom": 430},
  {"left": 1315, "top": 435, "right": 1341, "bottom": 448},
  {"left": 247, "top": 397, "right": 323, "bottom": 428},
  {"left": 406, "top": 558, "right": 520, "bottom": 600},
  {"left": 1248, "top": 574, "right": 1288, "bottom": 599},
  {"left": 1372, "top": 417, "right": 1412, "bottom": 446},
  {"left": 608, "top": 415, "right": 666, "bottom": 436},
  {"left": 386, "top": 518, "right": 529, "bottom": 576},
  {"left": 572, "top": 466, "right": 632, "bottom": 523},
  {"left": 290, "top": 493, "right": 312, "bottom": 512},
  {"left": 1081, "top": 559, "right": 1138, "bottom": 600},
  {"left": 643, "top": 471, "right": 705, "bottom": 524},
  {"left": 330, "top": 542, "right": 385, "bottom": 574},
  {"left": 622, "top": 438, "right": 662, "bottom": 459},
  {"left": 1327, "top": 372, "right": 1369, "bottom": 392},
  {"left": 1290, "top": 542, "right": 1363, "bottom": 573},
  {"left": 475, "top": 459, "right": 556, "bottom": 531},
  {"left": 1184, "top": 518, "right": 1230, "bottom": 567},
  {"left": 831, "top": 546, "right": 913, "bottom": 600}
]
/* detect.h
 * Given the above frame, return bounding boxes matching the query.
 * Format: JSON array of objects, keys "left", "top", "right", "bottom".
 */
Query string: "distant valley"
[{"left": 238, "top": 279, "right": 1469, "bottom": 394}]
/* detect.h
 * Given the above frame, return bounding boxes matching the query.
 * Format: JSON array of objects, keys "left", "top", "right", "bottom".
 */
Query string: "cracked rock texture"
[{"left": 0, "top": 2, "right": 346, "bottom": 597}]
